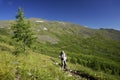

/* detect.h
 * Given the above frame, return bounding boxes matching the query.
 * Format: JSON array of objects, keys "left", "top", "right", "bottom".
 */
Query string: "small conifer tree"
[{"left": 11, "top": 7, "right": 36, "bottom": 53}]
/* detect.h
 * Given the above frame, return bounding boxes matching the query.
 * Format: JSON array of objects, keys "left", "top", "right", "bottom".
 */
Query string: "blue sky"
[{"left": 0, "top": 0, "right": 120, "bottom": 30}]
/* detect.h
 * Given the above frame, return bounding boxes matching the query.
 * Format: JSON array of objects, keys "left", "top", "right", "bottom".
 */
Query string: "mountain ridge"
[{"left": 1, "top": 17, "right": 120, "bottom": 30}]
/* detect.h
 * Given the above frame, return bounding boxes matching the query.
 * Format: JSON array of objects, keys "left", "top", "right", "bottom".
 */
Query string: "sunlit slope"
[{"left": 0, "top": 18, "right": 120, "bottom": 80}]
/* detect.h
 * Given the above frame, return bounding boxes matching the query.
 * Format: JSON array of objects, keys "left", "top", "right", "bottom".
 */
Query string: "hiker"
[{"left": 59, "top": 50, "right": 67, "bottom": 70}]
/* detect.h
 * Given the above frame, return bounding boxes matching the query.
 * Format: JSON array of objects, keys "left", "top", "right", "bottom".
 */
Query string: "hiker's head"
[
  {"left": 61, "top": 50, "right": 65, "bottom": 54},
  {"left": 62, "top": 50, "right": 64, "bottom": 53}
]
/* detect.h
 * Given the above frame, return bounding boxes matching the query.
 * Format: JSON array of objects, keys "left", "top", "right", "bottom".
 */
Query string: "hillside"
[
  {"left": 0, "top": 18, "right": 120, "bottom": 80},
  {"left": 0, "top": 50, "right": 87, "bottom": 80}
]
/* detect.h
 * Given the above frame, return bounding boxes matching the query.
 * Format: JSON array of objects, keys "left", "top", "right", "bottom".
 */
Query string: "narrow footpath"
[{"left": 50, "top": 58, "right": 97, "bottom": 80}]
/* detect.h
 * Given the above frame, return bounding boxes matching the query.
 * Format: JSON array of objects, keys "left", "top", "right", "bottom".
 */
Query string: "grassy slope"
[
  {"left": 0, "top": 30, "right": 82, "bottom": 80},
  {"left": 0, "top": 43, "right": 119, "bottom": 80},
  {"left": 0, "top": 19, "right": 120, "bottom": 80},
  {"left": 31, "top": 19, "right": 120, "bottom": 79},
  {"left": 0, "top": 34, "right": 82, "bottom": 80},
  {"left": 0, "top": 50, "right": 84, "bottom": 80},
  {"left": 0, "top": 43, "right": 120, "bottom": 80}
]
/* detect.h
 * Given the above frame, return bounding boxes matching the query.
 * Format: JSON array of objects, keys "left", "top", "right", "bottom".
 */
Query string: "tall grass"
[{"left": 0, "top": 51, "right": 82, "bottom": 80}]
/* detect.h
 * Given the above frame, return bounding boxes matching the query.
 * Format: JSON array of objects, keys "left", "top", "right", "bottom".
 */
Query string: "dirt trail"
[
  {"left": 65, "top": 69, "right": 96, "bottom": 80},
  {"left": 50, "top": 58, "right": 97, "bottom": 80}
]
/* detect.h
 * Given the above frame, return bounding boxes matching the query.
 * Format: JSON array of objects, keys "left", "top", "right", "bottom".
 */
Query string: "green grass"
[
  {"left": 68, "top": 63, "right": 120, "bottom": 80},
  {"left": 0, "top": 51, "right": 120, "bottom": 80},
  {"left": 0, "top": 19, "right": 120, "bottom": 80},
  {"left": 0, "top": 50, "right": 83, "bottom": 80}
]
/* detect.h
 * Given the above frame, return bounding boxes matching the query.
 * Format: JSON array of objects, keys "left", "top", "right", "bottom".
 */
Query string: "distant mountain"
[
  {"left": 1, "top": 18, "right": 120, "bottom": 40},
  {"left": 30, "top": 19, "right": 120, "bottom": 41}
]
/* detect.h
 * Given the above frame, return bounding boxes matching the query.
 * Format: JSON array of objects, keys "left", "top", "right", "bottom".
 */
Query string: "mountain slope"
[
  {"left": 0, "top": 43, "right": 119, "bottom": 80},
  {"left": 0, "top": 51, "right": 84, "bottom": 80},
  {"left": 0, "top": 18, "right": 120, "bottom": 80}
]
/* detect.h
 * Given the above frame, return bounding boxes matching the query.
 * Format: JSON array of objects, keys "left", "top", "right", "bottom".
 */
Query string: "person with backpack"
[{"left": 59, "top": 50, "right": 67, "bottom": 70}]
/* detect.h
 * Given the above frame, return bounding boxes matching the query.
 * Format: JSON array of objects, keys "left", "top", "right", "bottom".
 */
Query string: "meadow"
[{"left": 0, "top": 19, "right": 120, "bottom": 80}]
